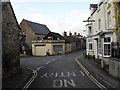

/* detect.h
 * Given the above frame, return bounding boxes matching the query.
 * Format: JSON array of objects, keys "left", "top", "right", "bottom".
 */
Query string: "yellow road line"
[{"left": 75, "top": 56, "right": 108, "bottom": 90}]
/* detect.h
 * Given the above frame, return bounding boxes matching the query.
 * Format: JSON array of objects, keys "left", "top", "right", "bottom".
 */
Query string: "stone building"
[
  {"left": 63, "top": 31, "right": 86, "bottom": 52},
  {"left": 20, "top": 19, "right": 51, "bottom": 55},
  {"left": 2, "top": 1, "right": 20, "bottom": 78},
  {"left": 32, "top": 32, "right": 71, "bottom": 56}
]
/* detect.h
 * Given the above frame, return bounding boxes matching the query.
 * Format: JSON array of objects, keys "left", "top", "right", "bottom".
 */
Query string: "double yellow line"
[
  {"left": 75, "top": 56, "right": 108, "bottom": 90},
  {"left": 22, "top": 71, "right": 37, "bottom": 90},
  {"left": 22, "top": 66, "right": 44, "bottom": 90}
]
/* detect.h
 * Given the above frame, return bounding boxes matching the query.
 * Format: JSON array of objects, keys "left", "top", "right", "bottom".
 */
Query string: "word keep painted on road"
[{"left": 40, "top": 71, "right": 85, "bottom": 88}]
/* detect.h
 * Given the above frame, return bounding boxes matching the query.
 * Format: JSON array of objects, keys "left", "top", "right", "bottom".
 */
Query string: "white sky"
[{"left": 10, "top": 0, "right": 99, "bottom": 36}]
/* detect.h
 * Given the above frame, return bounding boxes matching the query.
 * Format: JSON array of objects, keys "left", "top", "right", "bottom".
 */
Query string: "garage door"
[{"left": 35, "top": 45, "right": 46, "bottom": 56}]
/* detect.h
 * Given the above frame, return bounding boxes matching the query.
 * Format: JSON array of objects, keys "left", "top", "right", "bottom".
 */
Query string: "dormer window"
[
  {"left": 57, "top": 38, "right": 60, "bottom": 40},
  {"left": 48, "top": 36, "right": 53, "bottom": 40}
]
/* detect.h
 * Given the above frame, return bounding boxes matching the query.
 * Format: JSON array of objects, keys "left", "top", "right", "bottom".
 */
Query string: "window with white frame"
[
  {"left": 98, "top": 37, "right": 111, "bottom": 56},
  {"left": 108, "top": 11, "right": 111, "bottom": 28},
  {"left": 104, "top": 37, "right": 111, "bottom": 56},
  {"left": 87, "top": 38, "right": 93, "bottom": 51}
]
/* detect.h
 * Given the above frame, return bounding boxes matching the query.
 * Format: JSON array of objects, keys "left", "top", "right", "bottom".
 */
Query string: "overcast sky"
[{"left": 11, "top": 0, "right": 99, "bottom": 36}]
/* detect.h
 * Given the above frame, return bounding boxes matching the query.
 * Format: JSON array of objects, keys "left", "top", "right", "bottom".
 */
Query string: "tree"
[{"left": 113, "top": 1, "right": 120, "bottom": 42}]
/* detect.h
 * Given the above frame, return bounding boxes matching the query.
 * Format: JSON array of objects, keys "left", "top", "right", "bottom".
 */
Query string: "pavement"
[
  {"left": 77, "top": 53, "right": 120, "bottom": 89},
  {"left": 2, "top": 67, "right": 33, "bottom": 89}
]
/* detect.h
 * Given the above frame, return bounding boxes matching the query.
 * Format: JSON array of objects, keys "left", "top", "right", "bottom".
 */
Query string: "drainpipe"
[{"left": 103, "top": 1, "right": 107, "bottom": 30}]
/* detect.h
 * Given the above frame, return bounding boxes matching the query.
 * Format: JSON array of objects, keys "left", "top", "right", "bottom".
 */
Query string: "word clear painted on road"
[
  {"left": 40, "top": 71, "right": 84, "bottom": 78},
  {"left": 53, "top": 79, "right": 76, "bottom": 88}
]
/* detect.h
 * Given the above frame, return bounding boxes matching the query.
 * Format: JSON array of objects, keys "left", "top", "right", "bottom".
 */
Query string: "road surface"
[{"left": 20, "top": 50, "right": 100, "bottom": 88}]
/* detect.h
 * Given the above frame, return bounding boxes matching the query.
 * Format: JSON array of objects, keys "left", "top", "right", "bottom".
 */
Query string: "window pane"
[
  {"left": 89, "top": 43, "right": 93, "bottom": 50},
  {"left": 104, "top": 44, "right": 111, "bottom": 55},
  {"left": 53, "top": 45, "right": 63, "bottom": 53},
  {"left": 104, "top": 37, "right": 111, "bottom": 42}
]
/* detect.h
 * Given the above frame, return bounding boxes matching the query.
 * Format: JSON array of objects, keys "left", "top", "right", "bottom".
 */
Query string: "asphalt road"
[{"left": 20, "top": 50, "right": 100, "bottom": 88}]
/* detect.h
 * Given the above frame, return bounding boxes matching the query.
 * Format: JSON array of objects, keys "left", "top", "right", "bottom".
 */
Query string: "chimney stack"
[
  {"left": 69, "top": 32, "right": 72, "bottom": 36},
  {"left": 63, "top": 31, "right": 67, "bottom": 37},
  {"left": 74, "top": 32, "right": 77, "bottom": 37}
]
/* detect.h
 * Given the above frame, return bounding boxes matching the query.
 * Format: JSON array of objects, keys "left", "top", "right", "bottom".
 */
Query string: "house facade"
[
  {"left": 32, "top": 32, "right": 70, "bottom": 56},
  {"left": 63, "top": 31, "right": 86, "bottom": 52},
  {"left": 2, "top": 1, "right": 20, "bottom": 78},
  {"left": 20, "top": 19, "right": 50, "bottom": 55},
  {"left": 85, "top": 0, "right": 118, "bottom": 68}
]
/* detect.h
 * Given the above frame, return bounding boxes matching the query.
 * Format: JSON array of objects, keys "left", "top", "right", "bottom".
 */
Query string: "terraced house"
[{"left": 84, "top": 0, "right": 120, "bottom": 70}]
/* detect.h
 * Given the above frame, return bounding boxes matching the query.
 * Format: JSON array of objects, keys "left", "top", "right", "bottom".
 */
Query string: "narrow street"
[{"left": 20, "top": 50, "right": 100, "bottom": 88}]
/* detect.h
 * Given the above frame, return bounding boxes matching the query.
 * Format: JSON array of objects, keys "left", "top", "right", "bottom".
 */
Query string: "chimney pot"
[
  {"left": 63, "top": 31, "right": 67, "bottom": 37},
  {"left": 69, "top": 32, "right": 72, "bottom": 36}
]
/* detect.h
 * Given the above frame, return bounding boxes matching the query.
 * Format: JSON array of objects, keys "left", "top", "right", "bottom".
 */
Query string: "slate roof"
[
  {"left": 43, "top": 32, "right": 70, "bottom": 43},
  {"left": 23, "top": 19, "right": 50, "bottom": 35},
  {"left": 64, "top": 36, "right": 80, "bottom": 42}
]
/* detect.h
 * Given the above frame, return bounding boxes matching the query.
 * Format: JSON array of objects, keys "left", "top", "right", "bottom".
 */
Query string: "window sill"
[
  {"left": 88, "top": 50, "right": 93, "bottom": 52},
  {"left": 98, "top": 54, "right": 111, "bottom": 57}
]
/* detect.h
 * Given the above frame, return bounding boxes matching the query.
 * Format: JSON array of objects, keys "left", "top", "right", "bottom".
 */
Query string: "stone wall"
[
  {"left": 2, "top": 2, "right": 20, "bottom": 78},
  {"left": 0, "top": 1, "right": 2, "bottom": 89},
  {"left": 20, "top": 20, "right": 35, "bottom": 50},
  {"left": 109, "top": 58, "right": 120, "bottom": 79}
]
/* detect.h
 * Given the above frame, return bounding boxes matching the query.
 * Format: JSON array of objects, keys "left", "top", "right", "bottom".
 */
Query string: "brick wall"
[{"left": 2, "top": 2, "right": 20, "bottom": 78}]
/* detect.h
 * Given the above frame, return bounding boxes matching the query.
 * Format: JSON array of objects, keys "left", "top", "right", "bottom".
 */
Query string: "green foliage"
[
  {"left": 107, "top": 3, "right": 111, "bottom": 9},
  {"left": 113, "top": 2, "right": 120, "bottom": 42}
]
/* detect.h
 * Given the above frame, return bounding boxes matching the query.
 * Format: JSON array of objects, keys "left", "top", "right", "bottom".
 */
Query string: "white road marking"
[
  {"left": 53, "top": 79, "right": 76, "bottom": 88},
  {"left": 80, "top": 71, "right": 85, "bottom": 76},
  {"left": 46, "top": 59, "right": 55, "bottom": 64},
  {"left": 53, "top": 79, "right": 63, "bottom": 88},
  {"left": 64, "top": 79, "right": 76, "bottom": 87},
  {"left": 35, "top": 66, "right": 44, "bottom": 72},
  {"left": 58, "top": 72, "right": 67, "bottom": 77},
  {"left": 40, "top": 73, "right": 48, "bottom": 78},
  {"left": 50, "top": 72, "right": 58, "bottom": 77},
  {"left": 46, "top": 55, "right": 63, "bottom": 65},
  {"left": 67, "top": 72, "right": 76, "bottom": 77}
]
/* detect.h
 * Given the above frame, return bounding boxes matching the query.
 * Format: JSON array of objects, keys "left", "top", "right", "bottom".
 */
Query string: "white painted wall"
[
  {"left": 32, "top": 41, "right": 66, "bottom": 56},
  {"left": 86, "top": 0, "right": 117, "bottom": 60}
]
